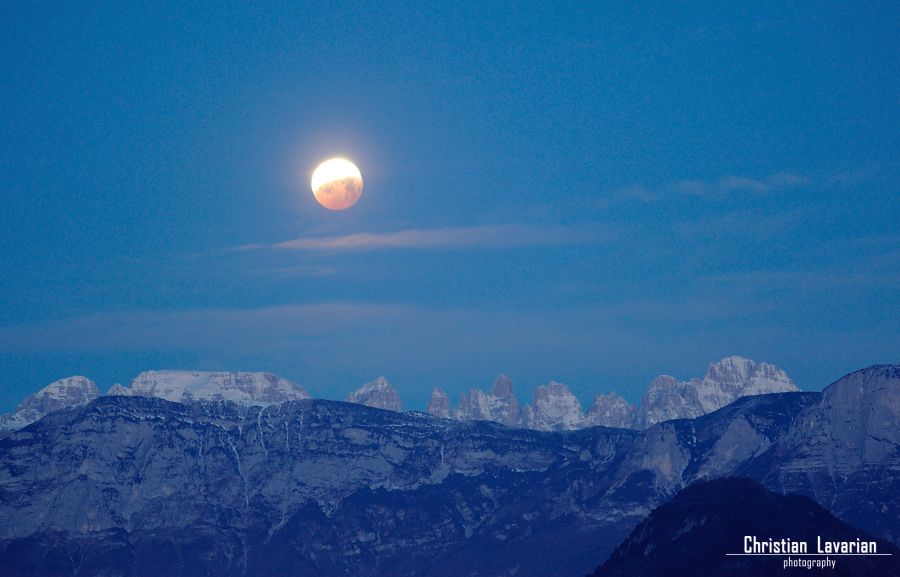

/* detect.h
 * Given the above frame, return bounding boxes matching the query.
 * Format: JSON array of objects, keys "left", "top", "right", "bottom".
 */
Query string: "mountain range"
[
  {"left": 0, "top": 355, "right": 797, "bottom": 433},
  {"left": 0, "top": 363, "right": 896, "bottom": 576},
  {"left": 431, "top": 355, "right": 798, "bottom": 430}
]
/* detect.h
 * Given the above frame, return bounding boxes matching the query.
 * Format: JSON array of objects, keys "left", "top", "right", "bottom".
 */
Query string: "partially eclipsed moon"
[{"left": 311, "top": 158, "right": 363, "bottom": 211}]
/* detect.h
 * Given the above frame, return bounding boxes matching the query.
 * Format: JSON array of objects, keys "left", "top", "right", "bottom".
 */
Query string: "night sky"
[{"left": 2, "top": 1, "right": 898, "bottom": 411}]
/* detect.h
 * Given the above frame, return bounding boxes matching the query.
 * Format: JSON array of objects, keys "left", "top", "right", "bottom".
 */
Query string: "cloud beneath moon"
[{"left": 236, "top": 224, "right": 604, "bottom": 252}]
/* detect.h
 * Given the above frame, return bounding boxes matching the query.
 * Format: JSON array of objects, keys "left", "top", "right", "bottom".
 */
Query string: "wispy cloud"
[
  {"left": 605, "top": 172, "right": 809, "bottom": 205},
  {"left": 671, "top": 172, "right": 808, "bottom": 196},
  {"left": 236, "top": 224, "right": 603, "bottom": 252},
  {"left": 242, "top": 264, "right": 342, "bottom": 279}
]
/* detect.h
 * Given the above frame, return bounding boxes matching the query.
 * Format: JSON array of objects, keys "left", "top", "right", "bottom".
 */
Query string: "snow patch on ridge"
[{"left": 123, "top": 371, "right": 310, "bottom": 405}]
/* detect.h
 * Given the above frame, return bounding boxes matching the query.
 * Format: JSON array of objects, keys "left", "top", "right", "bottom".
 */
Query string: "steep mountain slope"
[
  {"left": 591, "top": 478, "right": 899, "bottom": 577},
  {"left": 0, "top": 397, "right": 639, "bottom": 577},
  {"left": 739, "top": 364, "right": 900, "bottom": 544},
  {"left": 0, "top": 376, "right": 99, "bottom": 430}
]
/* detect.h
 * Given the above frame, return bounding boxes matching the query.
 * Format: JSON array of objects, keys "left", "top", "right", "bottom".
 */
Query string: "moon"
[{"left": 310, "top": 158, "right": 363, "bottom": 211}]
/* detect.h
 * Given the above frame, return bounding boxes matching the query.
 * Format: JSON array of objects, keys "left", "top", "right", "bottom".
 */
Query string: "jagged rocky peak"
[
  {"left": 489, "top": 373, "right": 521, "bottom": 426},
  {"left": 455, "top": 374, "right": 522, "bottom": 426},
  {"left": 491, "top": 373, "right": 514, "bottom": 397},
  {"left": 0, "top": 376, "right": 100, "bottom": 430},
  {"left": 123, "top": 370, "right": 310, "bottom": 405},
  {"left": 427, "top": 388, "right": 451, "bottom": 418},
  {"left": 524, "top": 381, "right": 585, "bottom": 431},
  {"left": 30, "top": 376, "right": 99, "bottom": 405},
  {"left": 586, "top": 391, "right": 637, "bottom": 429},
  {"left": 346, "top": 376, "right": 402, "bottom": 412}
]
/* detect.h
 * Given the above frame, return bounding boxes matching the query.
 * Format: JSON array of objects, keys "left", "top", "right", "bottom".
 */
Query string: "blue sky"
[{"left": 1, "top": 1, "right": 898, "bottom": 411}]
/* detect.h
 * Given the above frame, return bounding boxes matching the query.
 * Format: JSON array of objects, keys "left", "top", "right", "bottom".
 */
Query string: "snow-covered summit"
[
  {"left": 0, "top": 376, "right": 100, "bottom": 430},
  {"left": 121, "top": 371, "right": 310, "bottom": 405},
  {"left": 697, "top": 356, "right": 797, "bottom": 411},
  {"left": 346, "top": 377, "right": 402, "bottom": 412},
  {"left": 637, "top": 356, "right": 798, "bottom": 427}
]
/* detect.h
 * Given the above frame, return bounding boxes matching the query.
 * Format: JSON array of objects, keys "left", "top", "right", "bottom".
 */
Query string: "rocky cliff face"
[
  {"left": 345, "top": 376, "right": 402, "bottom": 411},
  {"left": 455, "top": 374, "right": 522, "bottom": 426},
  {"left": 121, "top": 370, "right": 310, "bottom": 404},
  {"left": 427, "top": 387, "right": 451, "bottom": 418},
  {"left": 586, "top": 392, "right": 637, "bottom": 428},
  {"left": 0, "top": 376, "right": 100, "bottom": 430},
  {"left": 486, "top": 373, "right": 521, "bottom": 426},
  {"left": 523, "top": 381, "right": 585, "bottom": 431},
  {"left": 0, "top": 364, "right": 895, "bottom": 577},
  {"left": 637, "top": 375, "right": 703, "bottom": 427},
  {"left": 741, "top": 364, "right": 900, "bottom": 544}
]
